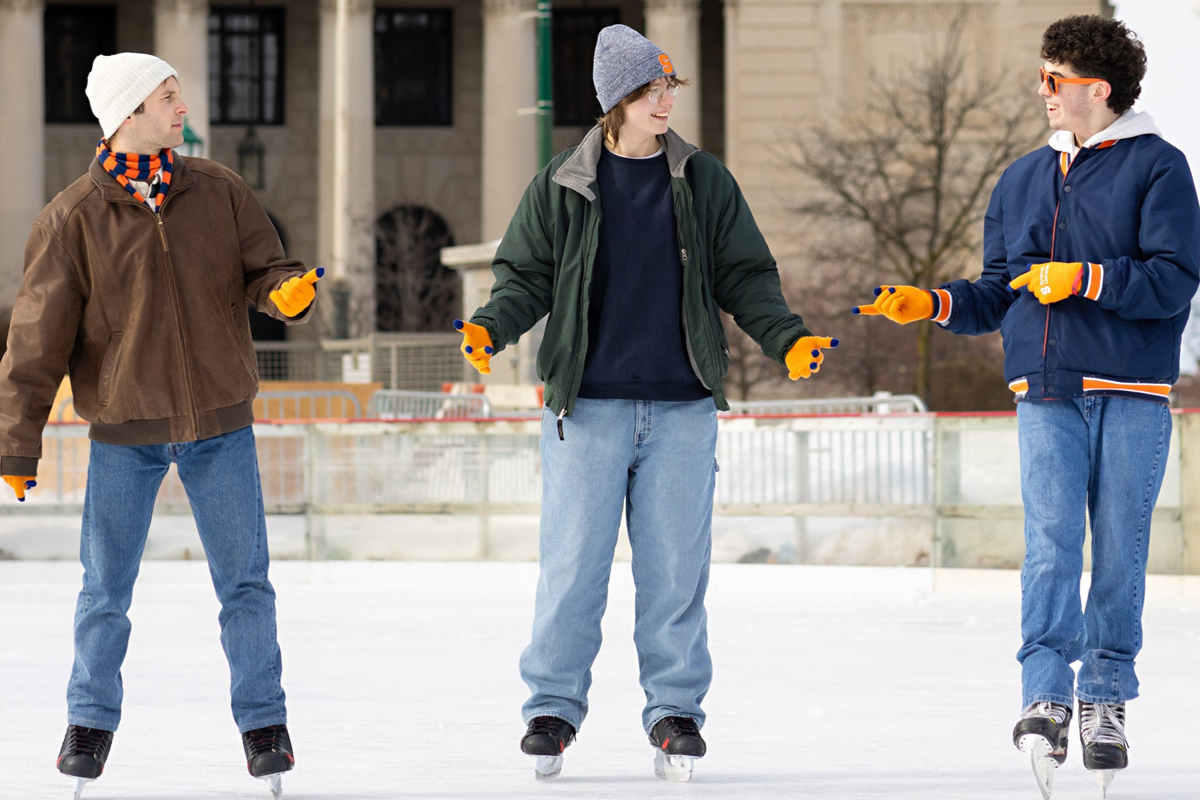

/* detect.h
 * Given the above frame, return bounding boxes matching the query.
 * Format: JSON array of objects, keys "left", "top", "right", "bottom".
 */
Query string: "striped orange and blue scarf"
[{"left": 96, "top": 139, "right": 174, "bottom": 214}]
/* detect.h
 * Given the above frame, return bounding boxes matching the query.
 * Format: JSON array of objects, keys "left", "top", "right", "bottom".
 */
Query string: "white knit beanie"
[{"left": 86, "top": 53, "right": 178, "bottom": 140}]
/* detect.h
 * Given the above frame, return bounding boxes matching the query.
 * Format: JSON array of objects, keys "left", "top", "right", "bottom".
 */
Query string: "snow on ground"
[{"left": 1, "top": 561, "right": 1197, "bottom": 800}]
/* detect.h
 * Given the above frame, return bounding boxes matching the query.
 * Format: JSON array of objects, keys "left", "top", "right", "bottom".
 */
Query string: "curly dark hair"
[{"left": 1041, "top": 16, "right": 1147, "bottom": 115}]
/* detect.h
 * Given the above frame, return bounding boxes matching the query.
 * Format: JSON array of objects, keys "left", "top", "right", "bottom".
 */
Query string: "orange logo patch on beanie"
[{"left": 659, "top": 54, "right": 674, "bottom": 74}]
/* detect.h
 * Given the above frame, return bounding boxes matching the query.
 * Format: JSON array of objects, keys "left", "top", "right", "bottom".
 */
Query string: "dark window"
[
  {"left": 209, "top": 8, "right": 286, "bottom": 125},
  {"left": 375, "top": 9, "right": 453, "bottom": 126},
  {"left": 45, "top": 5, "right": 117, "bottom": 124},
  {"left": 553, "top": 8, "right": 619, "bottom": 126}
]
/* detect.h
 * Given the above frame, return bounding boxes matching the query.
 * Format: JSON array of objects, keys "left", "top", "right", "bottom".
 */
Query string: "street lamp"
[{"left": 179, "top": 116, "right": 204, "bottom": 158}]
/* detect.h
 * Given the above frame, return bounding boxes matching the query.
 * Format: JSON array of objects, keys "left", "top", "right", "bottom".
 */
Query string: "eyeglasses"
[
  {"left": 1039, "top": 67, "right": 1104, "bottom": 95},
  {"left": 646, "top": 82, "right": 680, "bottom": 105}
]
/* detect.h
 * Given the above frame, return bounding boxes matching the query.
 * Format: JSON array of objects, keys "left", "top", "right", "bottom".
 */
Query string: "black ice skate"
[
  {"left": 1079, "top": 701, "right": 1128, "bottom": 798},
  {"left": 520, "top": 716, "right": 575, "bottom": 780},
  {"left": 57, "top": 725, "right": 114, "bottom": 800},
  {"left": 649, "top": 716, "right": 706, "bottom": 782},
  {"left": 242, "top": 724, "right": 294, "bottom": 799},
  {"left": 1012, "top": 702, "right": 1071, "bottom": 800}
]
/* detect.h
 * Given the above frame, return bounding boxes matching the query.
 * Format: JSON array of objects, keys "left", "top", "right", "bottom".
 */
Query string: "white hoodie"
[{"left": 1048, "top": 109, "right": 1162, "bottom": 160}]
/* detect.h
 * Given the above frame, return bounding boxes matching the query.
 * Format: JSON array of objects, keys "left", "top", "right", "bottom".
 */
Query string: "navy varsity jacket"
[{"left": 931, "top": 111, "right": 1200, "bottom": 402}]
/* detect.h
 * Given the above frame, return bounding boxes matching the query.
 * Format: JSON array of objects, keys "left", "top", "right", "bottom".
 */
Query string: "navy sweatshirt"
[{"left": 577, "top": 146, "right": 711, "bottom": 402}]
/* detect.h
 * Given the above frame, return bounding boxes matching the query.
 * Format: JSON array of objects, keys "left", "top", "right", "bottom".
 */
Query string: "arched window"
[{"left": 375, "top": 206, "right": 460, "bottom": 332}]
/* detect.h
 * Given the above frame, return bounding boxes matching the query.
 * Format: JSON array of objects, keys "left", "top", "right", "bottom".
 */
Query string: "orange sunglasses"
[{"left": 1039, "top": 67, "right": 1105, "bottom": 95}]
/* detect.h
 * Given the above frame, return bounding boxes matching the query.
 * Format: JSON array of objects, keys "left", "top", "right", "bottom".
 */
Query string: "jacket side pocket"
[{"left": 97, "top": 332, "right": 124, "bottom": 407}]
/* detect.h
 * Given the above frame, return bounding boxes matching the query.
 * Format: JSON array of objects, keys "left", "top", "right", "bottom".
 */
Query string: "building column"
[
  {"left": 480, "top": 0, "right": 538, "bottom": 241},
  {"left": 722, "top": 0, "right": 741, "bottom": 175},
  {"left": 318, "top": 0, "right": 376, "bottom": 336},
  {"left": 0, "top": 0, "right": 45, "bottom": 312},
  {"left": 645, "top": 0, "right": 702, "bottom": 146},
  {"left": 154, "top": 0, "right": 210, "bottom": 157}
]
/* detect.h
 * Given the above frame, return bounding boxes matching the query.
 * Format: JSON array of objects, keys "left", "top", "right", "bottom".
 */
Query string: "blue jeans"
[
  {"left": 520, "top": 397, "right": 719, "bottom": 733},
  {"left": 1016, "top": 396, "right": 1171, "bottom": 708},
  {"left": 67, "top": 426, "right": 287, "bottom": 734}
]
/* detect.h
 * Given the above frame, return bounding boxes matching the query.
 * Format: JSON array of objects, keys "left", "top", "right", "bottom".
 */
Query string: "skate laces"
[
  {"left": 1023, "top": 702, "right": 1069, "bottom": 726},
  {"left": 527, "top": 716, "right": 571, "bottom": 739},
  {"left": 659, "top": 716, "right": 701, "bottom": 740},
  {"left": 244, "top": 725, "right": 287, "bottom": 757},
  {"left": 65, "top": 726, "right": 111, "bottom": 756},
  {"left": 1079, "top": 703, "right": 1126, "bottom": 748}
]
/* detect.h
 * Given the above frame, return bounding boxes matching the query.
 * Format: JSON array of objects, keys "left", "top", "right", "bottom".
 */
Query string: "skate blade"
[
  {"left": 257, "top": 772, "right": 284, "bottom": 799},
  {"left": 1093, "top": 769, "right": 1116, "bottom": 798},
  {"left": 72, "top": 777, "right": 93, "bottom": 800},
  {"left": 1017, "top": 733, "right": 1057, "bottom": 800},
  {"left": 532, "top": 755, "right": 563, "bottom": 781},
  {"left": 654, "top": 750, "right": 695, "bottom": 782}
]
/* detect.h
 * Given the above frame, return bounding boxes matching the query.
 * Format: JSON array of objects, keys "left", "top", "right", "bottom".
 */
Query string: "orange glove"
[
  {"left": 785, "top": 336, "right": 839, "bottom": 380},
  {"left": 853, "top": 285, "right": 933, "bottom": 324},
  {"left": 270, "top": 268, "right": 324, "bottom": 317},
  {"left": 3, "top": 475, "right": 36, "bottom": 502},
  {"left": 1009, "top": 262, "right": 1084, "bottom": 304},
  {"left": 454, "top": 319, "right": 494, "bottom": 374}
]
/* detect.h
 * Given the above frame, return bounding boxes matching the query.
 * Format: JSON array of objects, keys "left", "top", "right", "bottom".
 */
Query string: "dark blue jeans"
[
  {"left": 1016, "top": 396, "right": 1171, "bottom": 708},
  {"left": 66, "top": 426, "right": 287, "bottom": 733}
]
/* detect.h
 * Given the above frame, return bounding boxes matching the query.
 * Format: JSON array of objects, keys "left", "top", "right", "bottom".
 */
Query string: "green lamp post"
[{"left": 179, "top": 116, "right": 204, "bottom": 158}]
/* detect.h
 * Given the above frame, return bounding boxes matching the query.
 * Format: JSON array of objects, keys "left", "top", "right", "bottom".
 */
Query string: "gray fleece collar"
[{"left": 552, "top": 126, "right": 699, "bottom": 201}]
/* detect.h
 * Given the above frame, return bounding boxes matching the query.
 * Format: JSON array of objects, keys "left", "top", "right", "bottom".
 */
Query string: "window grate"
[{"left": 209, "top": 8, "right": 286, "bottom": 126}]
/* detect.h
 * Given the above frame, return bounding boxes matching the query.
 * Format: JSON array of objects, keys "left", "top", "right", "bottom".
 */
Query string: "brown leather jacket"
[{"left": 0, "top": 155, "right": 314, "bottom": 477}]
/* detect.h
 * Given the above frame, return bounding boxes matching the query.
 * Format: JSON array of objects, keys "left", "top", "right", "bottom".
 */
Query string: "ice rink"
[{"left": 2, "top": 560, "right": 1197, "bottom": 800}]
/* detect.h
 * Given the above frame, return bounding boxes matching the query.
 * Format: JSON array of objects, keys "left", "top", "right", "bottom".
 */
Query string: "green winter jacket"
[{"left": 470, "top": 126, "right": 809, "bottom": 416}]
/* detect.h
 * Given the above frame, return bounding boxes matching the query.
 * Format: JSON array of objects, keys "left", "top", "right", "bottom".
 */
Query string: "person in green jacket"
[{"left": 454, "top": 24, "right": 837, "bottom": 783}]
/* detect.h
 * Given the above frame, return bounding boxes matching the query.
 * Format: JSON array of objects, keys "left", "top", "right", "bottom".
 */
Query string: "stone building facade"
[{"left": 1, "top": 0, "right": 1104, "bottom": 344}]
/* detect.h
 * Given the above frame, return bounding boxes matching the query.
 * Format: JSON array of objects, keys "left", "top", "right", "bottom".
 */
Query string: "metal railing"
[
  {"left": 727, "top": 393, "right": 927, "bottom": 415},
  {"left": 367, "top": 390, "right": 493, "bottom": 420},
  {"left": 253, "top": 333, "right": 465, "bottom": 390}
]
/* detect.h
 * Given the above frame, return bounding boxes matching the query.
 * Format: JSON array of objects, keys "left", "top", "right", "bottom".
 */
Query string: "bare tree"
[
  {"left": 781, "top": 10, "right": 1043, "bottom": 404},
  {"left": 374, "top": 206, "right": 459, "bottom": 333}
]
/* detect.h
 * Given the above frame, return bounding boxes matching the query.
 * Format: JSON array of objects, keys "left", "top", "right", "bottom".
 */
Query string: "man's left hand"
[
  {"left": 786, "top": 336, "right": 839, "bottom": 380},
  {"left": 270, "top": 268, "right": 324, "bottom": 317},
  {"left": 1009, "top": 262, "right": 1083, "bottom": 305},
  {"left": 3, "top": 475, "right": 36, "bottom": 502}
]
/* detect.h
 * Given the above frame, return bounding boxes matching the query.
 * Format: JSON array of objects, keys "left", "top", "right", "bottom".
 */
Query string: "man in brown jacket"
[{"left": 0, "top": 53, "right": 318, "bottom": 799}]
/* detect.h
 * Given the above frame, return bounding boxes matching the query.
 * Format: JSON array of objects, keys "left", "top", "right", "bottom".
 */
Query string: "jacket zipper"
[
  {"left": 1042, "top": 151, "right": 1075, "bottom": 390},
  {"left": 145, "top": 191, "right": 201, "bottom": 436},
  {"left": 557, "top": 213, "right": 601, "bottom": 440},
  {"left": 675, "top": 190, "right": 713, "bottom": 390}
]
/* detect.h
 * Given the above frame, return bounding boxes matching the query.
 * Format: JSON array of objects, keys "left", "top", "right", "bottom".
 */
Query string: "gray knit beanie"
[{"left": 593, "top": 24, "right": 675, "bottom": 114}]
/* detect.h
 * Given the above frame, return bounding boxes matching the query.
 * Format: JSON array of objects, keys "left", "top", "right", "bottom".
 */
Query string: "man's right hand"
[
  {"left": 454, "top": 319, "right": 494, "bottom": 374},
  {"left": 852, "top": 286, "right": 933, "bottom": 324},
  {"left": 3, "top": 475, "right": 36, "bottom": 502}
]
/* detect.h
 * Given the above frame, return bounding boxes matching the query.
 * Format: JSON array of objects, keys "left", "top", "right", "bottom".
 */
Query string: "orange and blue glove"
[
  {"left": 785, "top": 336, "right": 839, "bottom": 380},
  {"left": 852, "top": 285, "right": 935, "bottom": 324},
  {"left": 3, "top": 475, "right": 36, "bottom": 502},
  {"left": 454, "top": 319, "right": 494, "bottom": 374},
  {"left": 270, "top": 267, "right": 324, "bottom": 317},
  {"left": 1009, "top": 262, "right": 1084, "bottom": 304}
]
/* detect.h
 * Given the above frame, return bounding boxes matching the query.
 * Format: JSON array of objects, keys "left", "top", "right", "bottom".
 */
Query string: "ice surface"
[{"left": 2, "top": 561, "right": 1197, "bottom": 799}]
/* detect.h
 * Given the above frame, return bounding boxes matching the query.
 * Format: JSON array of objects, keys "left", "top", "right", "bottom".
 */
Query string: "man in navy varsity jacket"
[{"left": 853, "top": 15, "right": 1199, "bottom": 795}]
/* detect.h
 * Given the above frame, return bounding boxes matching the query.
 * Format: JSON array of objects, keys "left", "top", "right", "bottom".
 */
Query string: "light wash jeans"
[
  {"left": 67, "top": 426, "right": 287, "bottom": 734},
  {"left": 1016, "top": 396, "right": 1171, "bottom": 708},
  {"left": 520, "top": 397, "right": 719, "bottom": 733}
]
